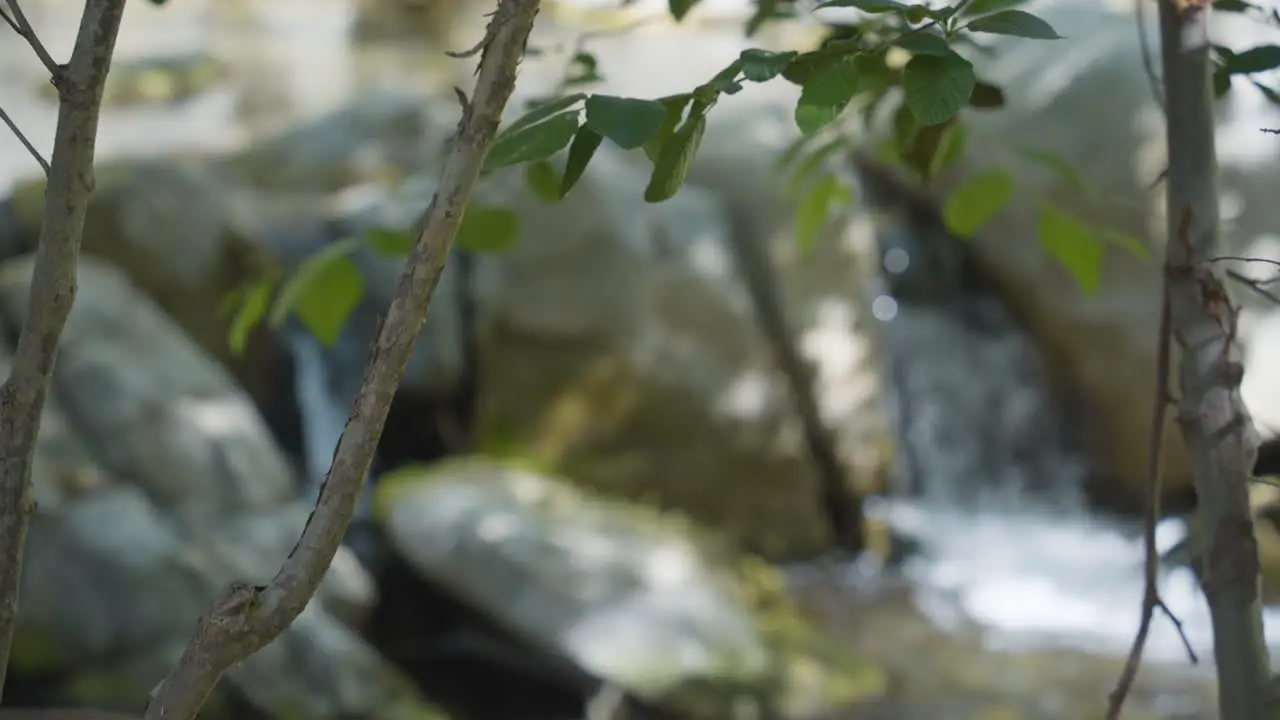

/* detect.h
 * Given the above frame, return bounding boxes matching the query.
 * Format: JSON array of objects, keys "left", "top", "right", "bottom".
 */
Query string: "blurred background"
[{"left": 3, "top": 0, "right": 1280, "bottom": 717}]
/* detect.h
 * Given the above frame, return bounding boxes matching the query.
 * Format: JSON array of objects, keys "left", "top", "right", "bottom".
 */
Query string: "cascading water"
[{"left": 842, "top": 163, "right": 1280, "bottom": 666}]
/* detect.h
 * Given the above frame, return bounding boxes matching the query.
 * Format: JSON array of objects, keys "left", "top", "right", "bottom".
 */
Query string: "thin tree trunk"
[
  {"left": 1158, "top": 1, "right": 1272, "bottom": 716},
  {"left": 0, "top": 0, "right": 127, "bottom": 696}
]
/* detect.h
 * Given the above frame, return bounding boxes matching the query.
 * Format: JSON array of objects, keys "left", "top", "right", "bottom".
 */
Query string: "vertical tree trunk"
[{"left": 1158, "top": 1, "right": 1272, "bottom": 716}]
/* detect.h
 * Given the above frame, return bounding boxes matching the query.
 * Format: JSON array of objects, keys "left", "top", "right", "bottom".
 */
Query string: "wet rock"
[
  {"left": 7, "top": 161, "right": 283, "bottom": 414},
  {"left": 0, "top": 255, "right": 425, "bottom": 719},
  {"left": 373, "top": 457, "right": 889, "bottom": 720}
]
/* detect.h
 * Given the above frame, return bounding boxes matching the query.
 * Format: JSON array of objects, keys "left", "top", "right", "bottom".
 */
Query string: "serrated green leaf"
[
  {"left": 959, "top": 0, "right": 1029, "bottom": 16},
  {"left": 561, "top": 126, "right": 604, "bottom": 197},
  {"left": 645, "top": 113, "right": 708, "bottom": 202},
  {"left": 943, "top": 169, "right": 1013, "bottom": 237},
  {"left": 1014, "top": 145, "right": 1089, "bottom": 195},
  {"left": 794, "top": 174, "right": 852, "bottom": 254},
  {"left": 669, "top": 0, "right": 701, "bottom": 21},
  {"left": 1038, "top": 204, "right": 1105, "bottom": 295},
  {"left": 525, "top": 159, "right": 562, "bottom": 202},
  {"left": 895, "top": 32, "right": 953, "bottom": 56},
  {"left": 782, "top": 52, "right": 840, "bottom": 86},
  {"left": 584, "top": 95, "right": 668, "bottom": 150},
  {"left": 271, "top": 242, "right": 366, "bottom": 346},
  {"left": 817, "top": 0, "right": 909, "bottom": 12},
  {"left": 1226, "top": 45, "right": 1280, "bottom": 74},
  {"left": 485, "top": 112, "right": 581, "bottom": 171},
  {"left": 902, "top": 52, "right": 975, "bottom": 126},
  {"left": 795, "top": 57, "right": 861, "bottom": 135},
  {"left": 739, "top": 49, "right": 799, "bottom": 82},
  {"left": 364, "top": 227, "right": 415, "bottom": 256},
  {"left": 965, "top": 10, "right": 1062, "bottom": 39},
  {"left": 456, "top": 206, "right": 521, "bottom": 253},
  {"left": 644, "top": 94, "right": 693, "bottom": 163},
  {"left": 226, "top": 279, "right": 274, "bottom": 356}
]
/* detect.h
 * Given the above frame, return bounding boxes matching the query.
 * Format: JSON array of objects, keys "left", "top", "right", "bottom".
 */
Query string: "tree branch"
[
  {"left": 0, "top": 104, "right": 51, "bottom": 176},
  {"left": 3, "top": 0, "right": 61, "bottom": 78},
  {"left": 1158, "top": 0, "right": 1272, "bottom": 717},
  {"left": 140, "top": 2, "right": 543, "bottom": 718},
  {"left": 0, "top": 0, "right": 126, "bottom": 697}
]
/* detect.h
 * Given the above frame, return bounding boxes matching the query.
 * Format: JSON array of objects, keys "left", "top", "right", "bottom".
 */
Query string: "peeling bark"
[{"left": 1158, "top": 1, "right": 1272, "bottom": 716}]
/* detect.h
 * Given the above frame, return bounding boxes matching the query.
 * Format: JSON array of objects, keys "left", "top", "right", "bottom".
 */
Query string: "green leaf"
[
  {"left": 959, "top": 0, "right": 1029, "bottom": 16},
  {"left": 271, "top": 240, "right": 366, "bottom": 346},
  {"left": 525, "top": 159, "right": 562, "bottom": 202},
  {"left": 1037, "top": 204, "right": 1105, "bottom": 295},
  {"left": 457, "top": 206, "right": 521, "bottom": 253},
  {"left": 817, "top": 0, "right": 909, "bottom": 12},
  {"left": 1014, "top": 145, "right": 1089, "bottom": 195},
  {"left": 644, "top": 94, "right": 693, "bottom": 162},
  {"left": 226, "top": 279, "right": 273, "bottom": 356},
  {"left": 1214, "top": 68, "right": 1233, "bottom": 97},
  {"left": 942, "top": 169, "right": 1013, "bottom": 237},
  {"left": 1226, "top": 45, "right": 1280, "bottom": 74},
  {"left": 485, "top": 111, "right": 581, "bottom": 171},
  {"left": 496, "top": 94, "right": 586, "bottom": 142},
  {"left": 669, "top": 0, "right": 701, "bottom": 21},
  {"left": 795, "top": 57, "right": 861, "bottom": 135},
  {"left": 561, "top": 126, "right": 604, "bottom": 197},
  {"left": 794, "top": 174, "right": 852, "bottom": 254},
  {"left": 965, "top": 10, "right": 1063, "bottom": 39},
  {"left": 902, "top": 52, "right": 975, "bottom": 126},
  {"left": 645, "top": 113, "right": 708, "bottom": 202},
  {"left": 584, "top": 95, "right": 668, "bottom": 150},
  {"left": 784, "top": 135, "right": 847, "bottom": 199},
  {"left": 1101, "top": 228, "right": 1150, "bottom": 261},
  {"left": 364, "top": 227, "right": 415, "bottom": 256},
  {"left": 895, "top": 32, "right": 953, "bottom": 56},
  {"left": 1253, "top": 79, "right": 1280, "bottom": 106},
  {"left": 739, "top": 49, "right": 799, "bottom": 82}
]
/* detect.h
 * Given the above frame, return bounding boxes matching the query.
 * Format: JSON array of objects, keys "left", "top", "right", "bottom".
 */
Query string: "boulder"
[
  {"left": 373, "top": 457, "right": 888, "bottom": 720},
  {"left": 0, "top": 255, "right": 428, "bottom": 719},
  {"left": 6, "top": 161, "right": 284, "bottom": 415},
  {"left": 868, "top": 0, "right": 1280, "bottom": 509}
]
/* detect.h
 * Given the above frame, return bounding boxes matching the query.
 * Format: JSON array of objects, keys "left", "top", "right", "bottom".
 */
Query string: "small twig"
[
  {"left": 0, "top": 104, "right": 50, "bottom": 175},
  {"left": 0, "top": 4, "right": 19, "bottom": 33},
  {"left": 3, "top": 0, "right": 61, "bottom": 78},
  {"left": 140, "top": 2, "right": 543, "bottom": 718},
  {"left": 1225, "top": 268, "right": 1280, "bottom": 304},
  {"left": 1107, "top": 209, "right": 1191, "bottom": 719}
]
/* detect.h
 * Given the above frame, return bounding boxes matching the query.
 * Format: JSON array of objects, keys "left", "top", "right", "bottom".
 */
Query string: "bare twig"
[
  {"left": 1107, "top": 209, "right": 1195, "bottom": 720},
  {"left": 1137, "top": 0, "right": 1166, "bottom": 109},
  {"left": 140, "top": 2, "right": 543, "bottom": 718},
  {"left": 0, "top": 104, "right": 50, "bottom": 175},
  {"left": 3, "top": 0, "right": 61, "bottom": 78},
  {"left": 0, "top": 4, "right": 19, "bottom": 33},
  {"left": 0, "top": 0, "right": 126, "bottom": 697}
]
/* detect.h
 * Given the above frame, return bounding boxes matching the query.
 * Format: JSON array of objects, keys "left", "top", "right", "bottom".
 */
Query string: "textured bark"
[
  {"left": 0, "top": 0, "right": 127, "bottom": 697},
  {"left": 140, "top": 2, "right": 543, "bottom": 718},
  {"left": 1158, "top": 1, "right": 1272, "bottom": 717}
]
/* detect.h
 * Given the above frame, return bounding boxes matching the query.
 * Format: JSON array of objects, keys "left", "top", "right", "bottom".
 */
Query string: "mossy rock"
[
  {"left": 474, "top": 324, "right": 889, "bottom": 560},
  {"left": 374, "top": 457, "right": 887, "bottom": 719}
]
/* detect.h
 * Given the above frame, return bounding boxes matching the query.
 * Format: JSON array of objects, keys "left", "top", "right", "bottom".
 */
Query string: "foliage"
[{"left": 226, "top": 0, "right": 1280, "bottom": 354}]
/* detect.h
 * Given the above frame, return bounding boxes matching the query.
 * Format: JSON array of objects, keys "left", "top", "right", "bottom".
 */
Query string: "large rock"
[
  {"left": 0, "top": 255, "right": 432, "bottom": 719},
  {"left": 865, "top": 0, "right": 1280, "bottom": 509},
  {"left": 7, "top": 161, "right": 284, "bottom": 415},
  {"left": 373, "top": 457, "right": 888, "bottom": 720}
]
